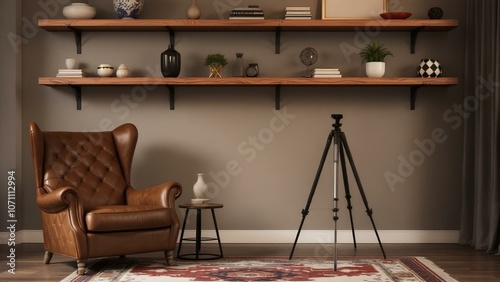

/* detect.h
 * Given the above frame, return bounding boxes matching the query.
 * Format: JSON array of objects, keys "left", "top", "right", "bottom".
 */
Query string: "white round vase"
[
  {"left": 62, "top": 3, "right": 96, "bottom": 19},
  {"left": 365, "top": 62, "right": 386, "bottom": 78},
  {"left": 193, "top": 173, "right": 208, "bottom": 199}
]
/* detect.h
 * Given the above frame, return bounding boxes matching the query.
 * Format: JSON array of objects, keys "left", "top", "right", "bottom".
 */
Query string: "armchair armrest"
[
  {"left": 126, "top": 181, "right": 182, "bottom": 208},
  {"left": 36, "top": 186, "right": 79, "bottom": 213}
]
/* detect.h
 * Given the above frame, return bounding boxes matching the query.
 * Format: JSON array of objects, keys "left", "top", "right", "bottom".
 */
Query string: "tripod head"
[{"left": 331, "top": 114, "right": 343, "bottom": 130}]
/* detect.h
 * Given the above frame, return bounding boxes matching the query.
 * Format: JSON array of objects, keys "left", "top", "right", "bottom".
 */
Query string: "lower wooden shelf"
[{"left": 38, "top": 76, "right": 459, "bottom": 110}]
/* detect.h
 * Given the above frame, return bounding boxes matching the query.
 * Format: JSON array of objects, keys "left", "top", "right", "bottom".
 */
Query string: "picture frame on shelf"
[{"left": 322, "top": 0, "right": 387, "bottom": 19}]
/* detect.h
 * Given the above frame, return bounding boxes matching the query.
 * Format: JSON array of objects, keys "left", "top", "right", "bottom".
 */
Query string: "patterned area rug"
[{"left": 61, "top": 257, "right": 458, "bottom": 282}]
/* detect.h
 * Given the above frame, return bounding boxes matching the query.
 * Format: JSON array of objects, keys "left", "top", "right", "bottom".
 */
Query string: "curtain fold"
[{"left": 460, "top": 0, "right": 500, "bottom": 254}]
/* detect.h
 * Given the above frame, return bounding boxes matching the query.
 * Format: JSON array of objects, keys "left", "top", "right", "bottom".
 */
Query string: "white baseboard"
[{"left": 0, "top": 230, "right": 459, "bottom": 245}]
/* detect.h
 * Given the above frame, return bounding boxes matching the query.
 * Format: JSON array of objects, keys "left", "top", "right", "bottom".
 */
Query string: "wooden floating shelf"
[
  {"left": 38, "top": 19, "right": 458, "bottom": 54},
  {"left": 39, "top": 77, "right": 459, "bottom": 111},
  {"left": 38, "top": 77, "right": 458, "bottom": 86},
  {"left": 38, "top": 19, "right": 458, "bottom": 32}
]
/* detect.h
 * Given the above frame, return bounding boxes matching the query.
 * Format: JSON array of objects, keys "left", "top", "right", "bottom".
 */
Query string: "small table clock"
[{"left": 246, "top": 63, "right": 259, "bottom": 77}]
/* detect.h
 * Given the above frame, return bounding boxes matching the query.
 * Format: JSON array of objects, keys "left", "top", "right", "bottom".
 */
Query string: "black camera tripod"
[{"left": 289, "top": 114, "right": 386, "bottom": 270}]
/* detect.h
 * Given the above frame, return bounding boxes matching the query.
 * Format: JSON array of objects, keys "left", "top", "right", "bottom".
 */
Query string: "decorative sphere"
[
  {"left": 428, "top": 7, "right": 443, "bottom": 19},
  {"left": 418, "top": 59, "right": 442, "bottom": 78}
]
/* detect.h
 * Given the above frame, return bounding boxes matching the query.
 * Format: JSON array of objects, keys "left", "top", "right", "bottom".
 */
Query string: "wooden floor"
[{"left": 0, "top": 243, "right": 498, "bottom": 281}]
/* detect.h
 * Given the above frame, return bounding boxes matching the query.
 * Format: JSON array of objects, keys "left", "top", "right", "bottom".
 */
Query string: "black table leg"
[
  {"left": 211, "top": 208, "right": 224, "bottom": 258},
  {"left": 177, "top": 208, "right": 190, "bottom": 258},
  {"left": 195, "top": 208, "right": 202, "bottom": 259}
]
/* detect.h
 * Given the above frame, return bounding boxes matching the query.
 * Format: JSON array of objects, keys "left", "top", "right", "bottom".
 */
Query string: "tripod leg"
[
  {"left": 340, "top": 132, "right": 387, "bottom": 259},
  {"left": 289, "top": 131, "right": 334, "bottom": 260},
  {"left": 339, "top": 139, "right": 357, "bottom": 249},
  {"left": 332, "top": 131, "right": 341, "bottom": 271}
]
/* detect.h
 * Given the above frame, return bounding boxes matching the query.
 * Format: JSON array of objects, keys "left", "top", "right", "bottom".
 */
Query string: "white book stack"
[
  {"left": 312, "top": 68, "right": 342, "bottom": 78},
  {"left": 56, "top": 69, "right": 86, "bottom": 77},
  {"left": 284, "top": 6, "right": 312, "bottom": 20}
]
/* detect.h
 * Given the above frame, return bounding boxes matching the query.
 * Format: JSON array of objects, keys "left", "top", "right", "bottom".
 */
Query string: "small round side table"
[{"left": 177, "top": 203, "right": 224, "bottom": 260}]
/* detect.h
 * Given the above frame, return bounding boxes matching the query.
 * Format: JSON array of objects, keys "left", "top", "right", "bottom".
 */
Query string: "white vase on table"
[{"left": 193, "top": 173, "right": 208, "bottom": 200}]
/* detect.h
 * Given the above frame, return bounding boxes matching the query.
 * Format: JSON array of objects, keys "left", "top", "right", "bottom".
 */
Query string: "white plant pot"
[{"left": 365, "top": 62, "right": 386, "bottom": 78}]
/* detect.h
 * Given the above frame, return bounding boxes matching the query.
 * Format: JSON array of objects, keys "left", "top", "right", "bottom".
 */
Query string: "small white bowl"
[
  {"left": 62, "top": 3, "right": 96, "bottom": 19},
  {"left": 97, "top": 64, "right": 114, "bottom": 77}
]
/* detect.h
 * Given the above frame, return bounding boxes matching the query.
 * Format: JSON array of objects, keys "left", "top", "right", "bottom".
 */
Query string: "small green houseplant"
[
  {"left": 359, "top": 41, "right": 393, "bottom": 78},
  {"left": 204, "top": 53, "right": 227, "bottom": 77},
  {"left": 359, "top": 41, "right": 393, "bottom": 63}
]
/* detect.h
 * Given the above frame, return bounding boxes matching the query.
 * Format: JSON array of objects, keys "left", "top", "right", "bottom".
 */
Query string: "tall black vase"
[{"left": 161, "top": 45, "right": 181, "bottom": 77}]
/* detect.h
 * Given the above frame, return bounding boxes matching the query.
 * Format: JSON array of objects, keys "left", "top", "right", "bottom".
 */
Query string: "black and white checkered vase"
[{"left": 417, "top": 59, "right": 442, "bottom": 77}]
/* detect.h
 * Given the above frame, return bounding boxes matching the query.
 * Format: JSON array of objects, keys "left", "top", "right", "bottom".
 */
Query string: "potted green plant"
[
  {"left": 204, "top": 53, "right": 228, "bottom": 78},
  {"left": 359, "top": 41, "right": 393, "bottom": 78}
]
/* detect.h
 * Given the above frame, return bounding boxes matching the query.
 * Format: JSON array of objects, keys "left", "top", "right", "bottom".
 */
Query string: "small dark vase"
[{"left": 161, "top": 45, "right": 181, "bottom": 77}]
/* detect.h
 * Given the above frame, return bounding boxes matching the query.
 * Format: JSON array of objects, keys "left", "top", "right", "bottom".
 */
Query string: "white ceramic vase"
[
  {"left": 116, "top": 64, "right": 130, "bottom": 77},
  {"left": 186, "top": 0, "right": 201, "bottom": 19},
  {"left": 193, "top": 173, "right": 208, "bottom": 199},
  {"left": 365, "top": 62, "right": 385, "bottom": 78},
  {"left": 97, "top": 64, "right": 114, "bottom": 77},
  {"left": 62, "top": 3, "right": 96, "bottom": 19}
]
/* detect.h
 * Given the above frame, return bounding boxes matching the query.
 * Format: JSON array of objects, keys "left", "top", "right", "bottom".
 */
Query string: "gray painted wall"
[
  {"left": 1, "top": 1, "right": 22, "bottom": 231},
  {"left": 4, "top": 0, "right": 466, "bottom": 232}
]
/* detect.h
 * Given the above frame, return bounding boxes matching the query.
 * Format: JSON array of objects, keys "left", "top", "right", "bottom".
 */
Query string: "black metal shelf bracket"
[
  {"left": 410, "top": 27, "right": 424, "bottom": 54},
  {"left": 275, "top": 27, "right": 281, "bottom": 54},
  {"left": 410, "top": 86, "right": 422, "bottom": 110},
  {"left": 68, "top": 27, "right": 82, "bottom": 54},
  {"left": 70, "top": 86, "right": 82, "bottom": 110},
  {"left": 275, "top": 86, "right": 281, "bottom": 110},
  {"left": 167, "top": 86, "right": 175, "bottom": 110}
]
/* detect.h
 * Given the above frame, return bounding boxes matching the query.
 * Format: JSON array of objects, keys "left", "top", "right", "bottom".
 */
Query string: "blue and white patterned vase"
[{"left": 113, "top": 0, "right": 144, "bottom": 19}]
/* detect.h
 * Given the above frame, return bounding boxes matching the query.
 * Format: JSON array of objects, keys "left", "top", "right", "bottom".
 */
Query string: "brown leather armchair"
[{"left": 29, "top": 122, "right": 182, "bottom": 275}]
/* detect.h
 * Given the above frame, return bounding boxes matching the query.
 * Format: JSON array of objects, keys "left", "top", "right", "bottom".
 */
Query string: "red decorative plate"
[{"left": 380, "top": 12, "right": 412, "bottom": 19}]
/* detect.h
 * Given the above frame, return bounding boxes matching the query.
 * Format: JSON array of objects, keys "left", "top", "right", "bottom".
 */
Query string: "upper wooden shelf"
[
  {"left": 38, "top": 19, "right": 458, "bottom": 54},
  {"left": 38, "top": 19, "right": 458, "bottom": 32},
  {"left": 39, "top": 76, "right": 458, "bottom": 111}
]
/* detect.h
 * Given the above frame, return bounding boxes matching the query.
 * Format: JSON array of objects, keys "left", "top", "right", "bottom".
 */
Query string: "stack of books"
[
  {"left": 312, "top": 68, "right": 342, "bottom": 78},
  {"left": 284, "top": 6, "right": 312, "bottom": 20},
  {"left": 56, "top": 69, "right": 86, "bottom": 77},
  {"left": 229, "top": 5, "right": 264, "bottom": 20}
]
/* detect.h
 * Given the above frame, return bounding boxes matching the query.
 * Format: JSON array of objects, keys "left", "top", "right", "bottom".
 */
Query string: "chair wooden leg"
[
  {"left": 77, "top": 260, "right": 86, "bottom": 275},
  {"left": 43, "top": 251, "right": 53, "bottom": 264},
  {"left": 164, "top": 251, "right": 176, "bottom": 266}
]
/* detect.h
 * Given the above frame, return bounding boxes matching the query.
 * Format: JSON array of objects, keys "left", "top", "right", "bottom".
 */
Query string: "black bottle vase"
[{"left": 161, "top": 45, "right": 181, "bottom": 77}]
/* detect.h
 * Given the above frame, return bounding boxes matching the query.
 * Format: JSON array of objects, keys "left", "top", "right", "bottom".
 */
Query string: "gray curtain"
[{"left": 459, "top": 0, "right": 500, "bottom": 254}]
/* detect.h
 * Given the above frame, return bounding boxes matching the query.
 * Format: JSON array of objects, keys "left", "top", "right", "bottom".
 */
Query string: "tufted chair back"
[{"left": 40, "top": 130, "right": 127, "bottom": 211}]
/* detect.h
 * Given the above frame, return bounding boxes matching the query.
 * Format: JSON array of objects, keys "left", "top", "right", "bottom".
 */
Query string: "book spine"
[{"left": 230, "top": 11, "right": 264, "bottom": 15}]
